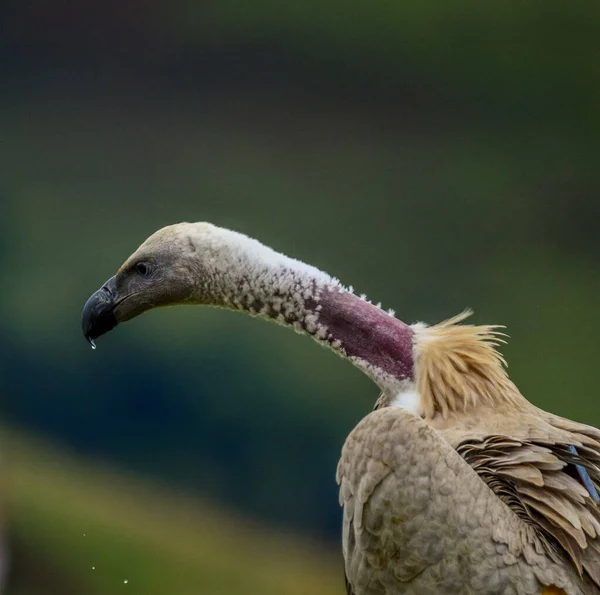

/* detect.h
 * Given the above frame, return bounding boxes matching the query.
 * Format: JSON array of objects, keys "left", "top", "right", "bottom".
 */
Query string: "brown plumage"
[
  {"left": 341, "top": 312, "right": 600, "bottom": 594},
  {"left": 81, "top": 223, "right": 600, "bottom": 594}
]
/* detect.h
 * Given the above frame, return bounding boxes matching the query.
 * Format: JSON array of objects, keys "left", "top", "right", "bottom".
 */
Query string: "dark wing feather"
[
  {"left": 568, "top": 445, "right": 600, "bottom": 502},
  {"left": 457, "top": 435, "right": 600, "bottom": 588}
]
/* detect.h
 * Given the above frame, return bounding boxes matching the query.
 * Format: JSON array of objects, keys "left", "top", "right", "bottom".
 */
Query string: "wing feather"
[{"left": 457, "top": 431, "right": 600, "bottom": 589}]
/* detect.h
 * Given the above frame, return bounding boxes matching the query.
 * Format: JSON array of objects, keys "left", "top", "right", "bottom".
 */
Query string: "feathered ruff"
[{"left": 413, "top": 309, "right": 525, "bottom": 420}]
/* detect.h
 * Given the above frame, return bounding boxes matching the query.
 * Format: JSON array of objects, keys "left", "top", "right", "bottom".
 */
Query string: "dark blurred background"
[{"left": 1, "top": 2, "right": 599, "bottom": 593}]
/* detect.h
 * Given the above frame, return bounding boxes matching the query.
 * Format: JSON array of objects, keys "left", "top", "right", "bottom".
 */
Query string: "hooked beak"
[{"left": 81, "top": 276, "right": 119, "bottom": 348}]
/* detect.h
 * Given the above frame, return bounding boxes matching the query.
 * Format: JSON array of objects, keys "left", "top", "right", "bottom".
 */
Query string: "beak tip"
[{"left": 82, "top": 277, "right": 119, "bottom": 348}]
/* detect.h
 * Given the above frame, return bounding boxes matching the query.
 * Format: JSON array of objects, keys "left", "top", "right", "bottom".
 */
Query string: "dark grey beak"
[{"left": 81, "top": 276, "right": 118, "bottom": 348}]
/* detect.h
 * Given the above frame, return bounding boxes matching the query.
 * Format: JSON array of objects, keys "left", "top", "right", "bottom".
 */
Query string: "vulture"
[{"left": 82, "top": 222, "right": 600, "bottom": 595}]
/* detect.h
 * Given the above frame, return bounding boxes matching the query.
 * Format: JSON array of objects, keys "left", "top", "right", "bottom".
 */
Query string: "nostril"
[{"left": 100, "top": 275, "right": 117, "bottom": 298}]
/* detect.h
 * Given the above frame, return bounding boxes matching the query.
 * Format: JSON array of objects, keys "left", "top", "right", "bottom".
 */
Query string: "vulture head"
[{"left": 82, "top": 222, "right": 220, "bottom": 346}]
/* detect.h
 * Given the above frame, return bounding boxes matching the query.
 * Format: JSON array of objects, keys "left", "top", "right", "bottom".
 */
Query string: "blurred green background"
[{"left": 1, "top": 1, "right": 599, "bottom": 592}]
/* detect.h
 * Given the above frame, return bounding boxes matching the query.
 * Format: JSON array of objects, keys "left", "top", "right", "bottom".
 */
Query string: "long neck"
[{"left": 194, "top": 229, "right": 415, "bottom": 394}]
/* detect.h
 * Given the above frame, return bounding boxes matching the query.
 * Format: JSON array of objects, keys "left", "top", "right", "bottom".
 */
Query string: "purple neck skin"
[{"left": 315, "top": 288, "right": 415, "bottom": 385}]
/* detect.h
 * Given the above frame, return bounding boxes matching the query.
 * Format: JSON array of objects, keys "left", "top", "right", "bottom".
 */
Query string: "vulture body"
[{"left": 82, "top": 222, "right": 600, "bottom": 595}]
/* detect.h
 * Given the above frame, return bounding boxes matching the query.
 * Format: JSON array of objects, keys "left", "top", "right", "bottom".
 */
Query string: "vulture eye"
[{"left": 135, "top": 262, "right": 151, "bottom": 277}]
